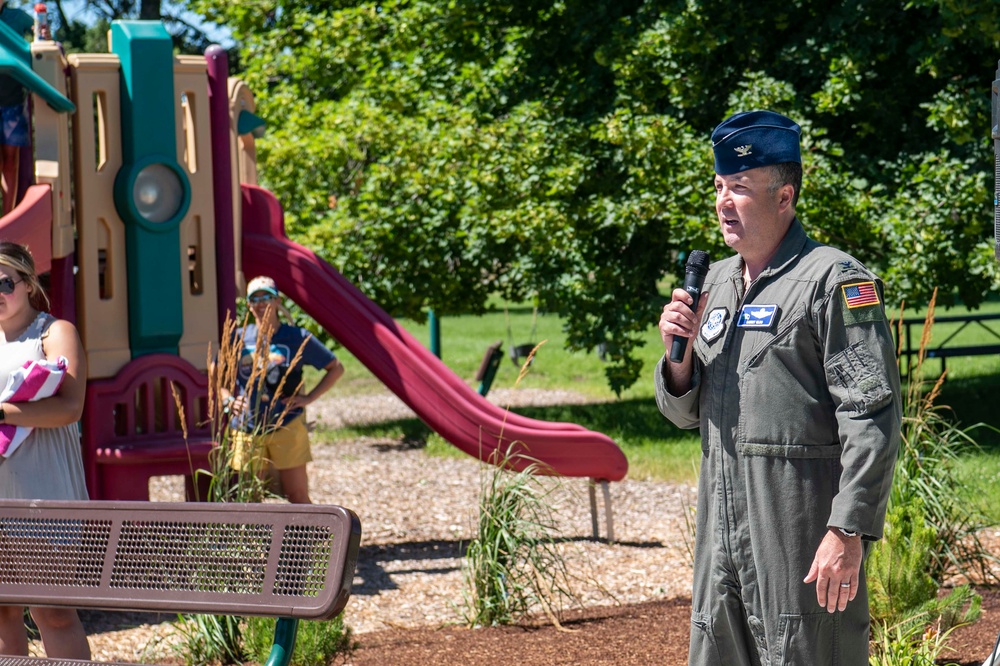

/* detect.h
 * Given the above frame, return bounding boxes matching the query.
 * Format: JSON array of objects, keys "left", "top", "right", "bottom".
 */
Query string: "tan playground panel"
[
  {"left": 68, "top": 53, "right": 221, "bottom": 378},
  {"left": 29, "top": 41, "right": 73, "bottom": 259}
]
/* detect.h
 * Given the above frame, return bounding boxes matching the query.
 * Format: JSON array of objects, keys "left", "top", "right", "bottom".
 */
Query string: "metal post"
[
  {"left": 429, "top": 309, "right": 441, "bottom": 358},
  {"left": 601, "top": 480, "right": 615, "bottom": 543},
  {"left": 206, "top": 45, "right": 237, "bottom": 331},
  {"left": 588, "top": 480, "right": 599, "bottom": 540}
]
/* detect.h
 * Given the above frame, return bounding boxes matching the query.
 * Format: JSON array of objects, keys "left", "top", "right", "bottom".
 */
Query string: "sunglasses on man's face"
[
  {"left": 248, "top": 293, "right": 275, "bottom": 304},
  {"left": 0, "top": 277, "right": 21, "bottom": 295}
]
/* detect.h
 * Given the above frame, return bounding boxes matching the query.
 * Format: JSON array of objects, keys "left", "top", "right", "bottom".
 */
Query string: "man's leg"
[{"left": 690, "top": 583, "right": 758, "bottom": 666}]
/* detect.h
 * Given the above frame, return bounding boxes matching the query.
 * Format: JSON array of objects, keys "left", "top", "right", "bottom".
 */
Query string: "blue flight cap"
[{"left": 712, "top": 110, "right": 801, "bottom": 175}]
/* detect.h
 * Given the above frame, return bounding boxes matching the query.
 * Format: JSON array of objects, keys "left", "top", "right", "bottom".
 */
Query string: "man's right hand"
[
  {"left": 658, "top": 287, "right": 708, "bottom": 358},
  {"left": 658, "top": 288, "right": 708, "bottom": 396}
]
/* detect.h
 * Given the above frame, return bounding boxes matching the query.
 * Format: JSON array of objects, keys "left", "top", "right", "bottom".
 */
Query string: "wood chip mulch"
[{"left": 38, "top": 389, "right": 1000, "bottom": 664}]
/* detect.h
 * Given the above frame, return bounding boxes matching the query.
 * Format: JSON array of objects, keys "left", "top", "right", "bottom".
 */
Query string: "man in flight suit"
[{"left": 655, "top": 110, "right": 901, "bottom": 665}]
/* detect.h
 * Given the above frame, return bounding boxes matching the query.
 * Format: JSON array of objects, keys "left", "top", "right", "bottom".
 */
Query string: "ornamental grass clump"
[
  {"left": 462, "top": 343, "right": 581, "bottom": 628},
  {"left": 889, "top": 290, "right": 996, "bottom": 583},
  {"left": 201, "top": 312, "right": 305, "bottom": 504},
  {"left": 173, "top": 312, "right": 354, "bottom": 665},
  {"left": 867, "top": 289, "right": 990, "bottom": 664}
]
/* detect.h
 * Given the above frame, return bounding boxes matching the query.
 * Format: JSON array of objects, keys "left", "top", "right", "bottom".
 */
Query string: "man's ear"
[{"left": 777, "top": 183, "right": 795, "bottom": 212}]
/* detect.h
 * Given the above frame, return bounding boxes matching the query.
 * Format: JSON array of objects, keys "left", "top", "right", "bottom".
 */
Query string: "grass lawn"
[{"left": 319, "top": 298, "right": 1000, "bottom": 506}]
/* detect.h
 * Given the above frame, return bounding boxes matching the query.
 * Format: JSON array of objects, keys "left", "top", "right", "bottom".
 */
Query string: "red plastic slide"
[{"left": 241, "top": 185, "right": 627, "bottom": 481}]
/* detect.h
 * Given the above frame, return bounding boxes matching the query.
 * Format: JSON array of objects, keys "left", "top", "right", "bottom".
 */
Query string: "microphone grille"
[{"left": 686, "top": 250, "right": 710, "bottom": 271}]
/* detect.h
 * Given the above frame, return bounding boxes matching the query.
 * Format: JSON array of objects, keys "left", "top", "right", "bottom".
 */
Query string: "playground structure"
[{"left": 0, "top": 19, "right": 627, "bottom": 534}]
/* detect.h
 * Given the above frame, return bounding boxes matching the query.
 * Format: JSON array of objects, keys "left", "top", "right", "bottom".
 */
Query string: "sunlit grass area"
[{"left": 314, "top": 297, "right": 1000, "bottom": 492}]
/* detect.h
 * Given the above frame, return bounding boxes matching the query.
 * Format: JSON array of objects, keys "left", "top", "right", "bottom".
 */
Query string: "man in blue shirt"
[{"left": 221, "top": 276, "right": 344, "bottom": 504}]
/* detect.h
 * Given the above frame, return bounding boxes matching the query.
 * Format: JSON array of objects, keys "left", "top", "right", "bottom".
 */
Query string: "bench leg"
[{"left": 264, "top": 618, "right": 299, "bottom": 666}]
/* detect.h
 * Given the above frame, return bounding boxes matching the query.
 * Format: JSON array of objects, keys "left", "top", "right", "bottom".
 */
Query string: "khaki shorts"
[{"left": 229, "top": 413, "right": 312, "bottom": 471}]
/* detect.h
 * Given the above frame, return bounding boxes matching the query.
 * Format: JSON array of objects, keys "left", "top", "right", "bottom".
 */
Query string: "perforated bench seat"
[{"left": 0, "top": 499, "right": 362, "bottom": 666}]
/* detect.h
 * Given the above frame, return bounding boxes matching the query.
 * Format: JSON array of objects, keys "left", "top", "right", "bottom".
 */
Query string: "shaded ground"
[{"left": 339, "top": 590, "right": 1000, "bottom": 666}]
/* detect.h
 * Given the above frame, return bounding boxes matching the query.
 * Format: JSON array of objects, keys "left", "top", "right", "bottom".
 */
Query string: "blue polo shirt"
[{"left": 232, "top": 323, "right": 336, "bottom": 431}]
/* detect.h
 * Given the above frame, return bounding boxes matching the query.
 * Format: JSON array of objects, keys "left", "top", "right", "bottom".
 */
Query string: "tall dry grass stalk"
[
  {"left": 173, "top": 311, "right": 313, "bottom": 665},
  {"left": 888, "top": 288, "right": 996, "bottom": 584},
  {"left": 200, "top": 311, "right": 308, "bottom": 503}
]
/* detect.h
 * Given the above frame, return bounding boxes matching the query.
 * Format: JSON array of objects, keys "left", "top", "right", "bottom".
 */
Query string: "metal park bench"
[
  {"left": 895, "top": 312, "right": 1000, "bottom": 378},
  {"left": 0, "top": 500, "right": 362, "bottom": 666}
]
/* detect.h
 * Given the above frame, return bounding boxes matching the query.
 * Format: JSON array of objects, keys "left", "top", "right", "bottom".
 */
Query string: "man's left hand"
[{"left": 803, "top": 528, "right": 863, "bottom": 613}]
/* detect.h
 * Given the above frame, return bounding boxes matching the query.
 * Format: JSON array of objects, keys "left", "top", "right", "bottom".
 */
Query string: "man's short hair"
[{"left": 768, "top": 162, "right": 802, "bottom": 208}]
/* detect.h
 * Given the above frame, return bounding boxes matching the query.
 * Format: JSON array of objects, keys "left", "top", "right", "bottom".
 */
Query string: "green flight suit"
[{"left": 655, "top": 220, "right": 901, "bottom": 665}]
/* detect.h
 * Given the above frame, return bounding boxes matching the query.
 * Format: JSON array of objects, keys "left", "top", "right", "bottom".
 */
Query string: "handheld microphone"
[{"left": 669, "top": 250, "right": 710, "bottom": 363}]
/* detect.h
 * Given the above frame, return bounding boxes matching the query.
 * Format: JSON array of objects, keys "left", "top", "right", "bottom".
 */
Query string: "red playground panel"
[{"left": 81, "top": 354, "right": 214, "bottom": 501}]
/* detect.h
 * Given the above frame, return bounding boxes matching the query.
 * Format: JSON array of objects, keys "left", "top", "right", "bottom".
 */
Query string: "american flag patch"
[{"left": 842, "top": 281, "right": 880, "bottom": 309}]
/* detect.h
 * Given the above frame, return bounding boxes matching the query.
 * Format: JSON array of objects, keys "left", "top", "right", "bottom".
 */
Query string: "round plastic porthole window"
[{"left": 133, "top": 163, "right": 184, "bottom": 223}]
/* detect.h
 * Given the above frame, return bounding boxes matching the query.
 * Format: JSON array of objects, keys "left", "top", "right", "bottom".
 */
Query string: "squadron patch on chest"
[
  {"left": 737, "top": 304, "right": 779, "bottom": 329},
  {"left": 701, "top": 307, "right": 729, "bottom": 343}
]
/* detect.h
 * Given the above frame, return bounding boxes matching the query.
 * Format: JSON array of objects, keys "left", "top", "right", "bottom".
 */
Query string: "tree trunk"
[{"left": 139, "top": 0, "right": 160, "bottom": 20}]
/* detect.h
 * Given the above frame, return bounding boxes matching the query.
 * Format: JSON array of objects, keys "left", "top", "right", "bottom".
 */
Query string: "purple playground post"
[{"left": 206, "top": 44, "right": 237, "bottom": 333}]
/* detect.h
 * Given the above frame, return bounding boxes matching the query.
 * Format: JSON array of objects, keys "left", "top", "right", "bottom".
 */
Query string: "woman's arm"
[
  {"left": 285, "top": 358, "right": 344, "bottom": 410},
  {"left": 1, "top": 318, "right": 87, "bottom": 427}
]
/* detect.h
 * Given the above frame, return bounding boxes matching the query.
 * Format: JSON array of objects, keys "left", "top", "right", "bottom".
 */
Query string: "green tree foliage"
[
  {"left": 51, "top": 0, "right": 215, "bottom": 53},
  {"left": 187, "top": 0, "right": 1000, "bottom": 393}
]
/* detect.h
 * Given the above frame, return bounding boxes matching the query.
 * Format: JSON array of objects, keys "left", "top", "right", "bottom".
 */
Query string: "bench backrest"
[{"left": 0, "top": 500, "right": 361, "bottom": 620}]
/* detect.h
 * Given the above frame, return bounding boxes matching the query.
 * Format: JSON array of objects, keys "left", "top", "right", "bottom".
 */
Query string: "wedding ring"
[{"left": 840, "top": 583, "right": 851, "bottom": 587}]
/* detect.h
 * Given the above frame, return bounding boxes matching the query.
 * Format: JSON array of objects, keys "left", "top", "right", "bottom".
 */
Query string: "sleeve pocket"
[{"left": 825, "top": 341, "right": 893, "bottom": 416}]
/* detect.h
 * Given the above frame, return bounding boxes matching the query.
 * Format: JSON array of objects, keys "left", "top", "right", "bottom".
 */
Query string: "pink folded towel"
[{"left": 0, "top": 356, "right": 67, "bottom": 458}]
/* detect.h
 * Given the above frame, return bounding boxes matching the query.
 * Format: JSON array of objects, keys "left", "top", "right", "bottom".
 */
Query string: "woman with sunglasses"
[
  {"left": 0, "top": 242, "right": 90, "bottom": 659},
  {"left": 219, "top": 276, "right": 344, "bottom": 504}
]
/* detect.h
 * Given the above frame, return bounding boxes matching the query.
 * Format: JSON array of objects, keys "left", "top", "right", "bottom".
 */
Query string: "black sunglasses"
[
  {"left": 0, "top": 277, "right": 21, "bottom": 295},
  {"left": 248, "top": 293, "right": 275, "bottom": 304}
]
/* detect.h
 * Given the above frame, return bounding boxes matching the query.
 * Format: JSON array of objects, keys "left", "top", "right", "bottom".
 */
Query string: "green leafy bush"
[
  {"left": 867, "top": 294, "right": 988, "bottom": 663},
  {"left": 243, "top": 616, "right": 354, "bottom": 666}
]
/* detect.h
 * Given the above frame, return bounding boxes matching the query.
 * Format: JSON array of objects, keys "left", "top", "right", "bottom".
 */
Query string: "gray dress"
[{"left": 0, "top": 312, "right": 88, "bottom": 500}]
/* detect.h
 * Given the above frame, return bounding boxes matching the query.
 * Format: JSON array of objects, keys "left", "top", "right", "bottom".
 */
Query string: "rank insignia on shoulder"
[
  {"left": 838, "top": 260, "right": 855, "bottom": 271},
  {"left": 842, "top": 281, "right": 880, "bottom": 309},
  {"left": 701, "top": 307, "right": 729, "bottom": 343},
  {"left": 737, "top": 304, "right": 778, "bottom": 329}
]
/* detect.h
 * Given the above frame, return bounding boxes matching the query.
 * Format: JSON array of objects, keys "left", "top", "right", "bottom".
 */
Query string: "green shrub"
[
  {"left": 890, "top": 294, "right": 997, "bottom": 583},
  {"left": 462, "top": 344, "right": 581, "bottom": 627},
  {"left": 867, "top": 293, "right": 986, "bottom": 662},
  {"left": 243, "top": 616, "right": 354, "bottom": 666},
  {"left": 173, "top": 314, "right": 355, "bottom": 665},
  {"left": 462, "top": 446, "right": 579, "bottom": 627},
  {"left": 172, "top": 614, "right": 244, "bottom": 666},
  {"left": 867, "top": 501, "right": 937, "bottom": 628}
]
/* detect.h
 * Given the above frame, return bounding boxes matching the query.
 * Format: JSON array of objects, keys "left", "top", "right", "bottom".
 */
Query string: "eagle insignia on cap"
[{"left": 734, "top": 144, "right": 753, "bottom": 157}]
